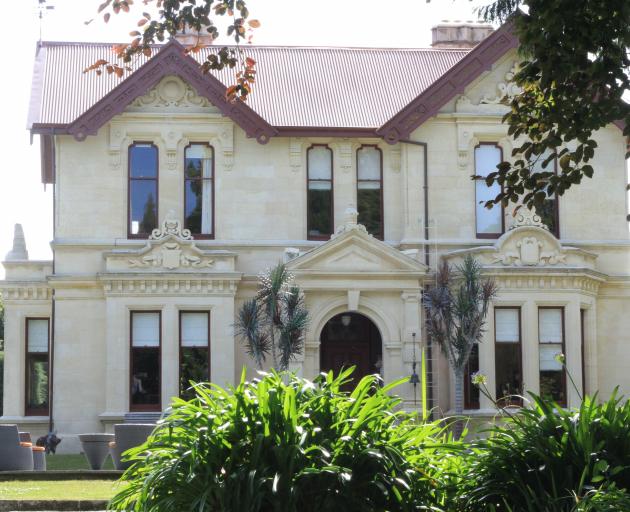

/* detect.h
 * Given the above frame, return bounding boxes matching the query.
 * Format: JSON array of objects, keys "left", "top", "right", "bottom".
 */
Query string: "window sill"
[{"left": 0, "top": 415, "right": 50, "bottom": 424}]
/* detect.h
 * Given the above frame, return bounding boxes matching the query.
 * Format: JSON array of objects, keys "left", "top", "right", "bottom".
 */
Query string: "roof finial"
[{"left": 6, "top": 223, "right": 29, "bottom": 261}]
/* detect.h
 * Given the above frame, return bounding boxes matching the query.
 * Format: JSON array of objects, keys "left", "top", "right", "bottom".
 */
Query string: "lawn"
[
  {"left": 0, "top": 480, "right": 125, "bottom": 500},
  {"left": 45, "top": 453, "right": 115, "bottom": 471}
]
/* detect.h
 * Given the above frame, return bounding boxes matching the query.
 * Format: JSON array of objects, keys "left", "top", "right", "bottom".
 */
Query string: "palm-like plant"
[
  {"left": 423, "top": 254, "right": 497, "bottom": 438},
  {"left": 235, "top": 262, "right": 309, "bottom": 371}
]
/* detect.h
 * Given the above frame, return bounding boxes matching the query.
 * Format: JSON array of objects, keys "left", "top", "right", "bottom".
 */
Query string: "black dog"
[{"left": 36, "top": 432, "right": 62, "bottom": 454}]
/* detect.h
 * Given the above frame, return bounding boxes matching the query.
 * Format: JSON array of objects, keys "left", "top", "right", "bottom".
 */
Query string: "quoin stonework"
[{"left": 1, "top": 22, "right": 629, "bottom": 452}]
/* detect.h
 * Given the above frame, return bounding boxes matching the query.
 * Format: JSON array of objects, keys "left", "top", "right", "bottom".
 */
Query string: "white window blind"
[
  {"left": 357, "top": 147, "right": 381, "bottom": 180},
  {"left": 308, "top": 147, "right": 332, "bottom": 180},
  {"left": 132, "top": 312, "right": 160, "bottom": 347},
  {"left": 495, "top": 309, "right": 519, "bottom": 343},
  {"left": 181, "top": 313, "right": 209, "bottom": 347},
  {"left": 27, "top": 319, "right": 49, "bottom": 353},
  {"left": 539, "top": 308, "right": 563, "bottom": 343},
  {"left": 475, "top": 144, "right": 503, "bottom": 235},
  {"left": 540, "top": 345, "right": 563, "bottom": 371}
]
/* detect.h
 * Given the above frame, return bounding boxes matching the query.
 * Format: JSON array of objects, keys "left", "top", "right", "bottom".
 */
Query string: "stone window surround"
[
  {"left": 108, "top": 118, "right": 234, "bottom": 241},
  {"left": 292, "top": 138, "right": 398, "bottom": 242},
  {"left": 467, "top": 296, "right": 592, "bottom": 414}
]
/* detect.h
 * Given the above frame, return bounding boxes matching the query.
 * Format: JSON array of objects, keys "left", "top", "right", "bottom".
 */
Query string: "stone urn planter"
[{"left": 78, "top": 433, "right": 115, "bottom": 470}]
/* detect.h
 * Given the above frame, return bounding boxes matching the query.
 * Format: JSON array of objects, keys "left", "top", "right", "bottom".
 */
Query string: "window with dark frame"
[
  {"left": 129, "top": 143, "right": 159, "bottom": 238},
  {"left": 179, "top": 311, "right": 210, "bottom": 400},
  {"left": 184, "top": 144, "right": 214, "bottom": 238},
  {"left": 357, "top": 145, "right": 384, "bottom": 239},
  {"left": 25, "top": 318, "right": 49, "bottom": 416},
  {"left": 464, "top": 343, "right": 480, "bottom": 409},
  {"left": 538, "top": 307, "right": 566, "bottom": 406},
  {"left": 307, "top": 145, "right": 334, "bottom": 240},
  {"left": 532, "top": 151, "right": 560, "bottom": 237},
  {"left": 130, "top": 311, "right": 161, "bottom": 412},
  {"left": 495, "top": 307, "right": 523, "bottom": 407},
  {"left": 475, "top": 143, "right": 504, "bottom": 238}
]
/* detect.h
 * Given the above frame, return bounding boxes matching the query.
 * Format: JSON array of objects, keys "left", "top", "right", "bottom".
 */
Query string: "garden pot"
[{"left": 78, "top": 433, "right": 115, "bottom": 470}]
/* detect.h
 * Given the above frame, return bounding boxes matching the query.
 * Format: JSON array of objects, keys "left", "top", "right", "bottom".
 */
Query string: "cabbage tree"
[
  {"left": 423, "top": 254, "right": 497, "bottom": 437},
  {"left": 235, "top": 262, "right": 308, "bottom": 371}
]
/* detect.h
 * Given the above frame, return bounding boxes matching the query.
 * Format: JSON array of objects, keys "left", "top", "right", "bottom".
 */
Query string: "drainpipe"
[
  {"left": 398, "top": 138, "right": 433, "bottom": 416},
  {"left": 43, "top": 131, "right": 57, "bottom": 434}
]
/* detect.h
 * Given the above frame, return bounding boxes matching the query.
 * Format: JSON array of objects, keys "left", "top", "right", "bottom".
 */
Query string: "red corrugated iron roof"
[{"left": 29, "top": 41, "right": 469, "bottom": 130}]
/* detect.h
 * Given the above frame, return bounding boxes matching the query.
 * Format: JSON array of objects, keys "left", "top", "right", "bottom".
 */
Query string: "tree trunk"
[
  {"left": 453, "top": 367, "right": 465, "bottom": 440},
  {"left": 269, "top": 326, "right": 279, "bottom": 370}
]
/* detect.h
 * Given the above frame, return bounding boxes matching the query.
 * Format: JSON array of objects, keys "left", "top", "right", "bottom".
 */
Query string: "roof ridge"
[{"left": 37, "top": 40, "right": 470, "bottom": 52}]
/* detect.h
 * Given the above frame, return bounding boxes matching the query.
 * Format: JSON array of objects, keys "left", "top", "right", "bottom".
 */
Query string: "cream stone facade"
[{"left": 2, "top": 24, "right": 629, "bottom": 452}]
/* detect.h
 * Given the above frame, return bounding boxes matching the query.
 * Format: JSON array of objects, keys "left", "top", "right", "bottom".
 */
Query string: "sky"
[{"left": 0, "top": 0, "right": 501, "bottom": 277}]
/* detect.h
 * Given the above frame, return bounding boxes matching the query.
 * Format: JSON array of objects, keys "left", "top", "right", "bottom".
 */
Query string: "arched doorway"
[{"left": 319, "top": 312, "right": 383, "bottom": 385}]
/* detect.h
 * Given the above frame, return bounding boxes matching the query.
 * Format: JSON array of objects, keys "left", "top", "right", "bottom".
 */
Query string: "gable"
[
  {"left": 65, "top": 40, "right": 276, "bottom": 144},
  {"left": 288, "top": 223, "right": 427, "bottom": 275},
  {"left": 376, "top": 22, "right": 519, "bottom": 144}
]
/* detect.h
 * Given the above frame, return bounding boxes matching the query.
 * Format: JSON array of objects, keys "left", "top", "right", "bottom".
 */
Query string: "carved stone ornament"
[
  {"left": 510, "top": 207, "right": 548, "bottom": 230},
  {"left": 149, "top": 215, "right": 193, "bottom": 241},
  {"left": 129, "top": 76, "right": 219, "bottom": 113},
  {"left": 332, "top": 205, "right": 368, "bottom": 238},
  {"left": 116, "top": 211, "right": 220, "bottom": 271},
  {"left": 480, "top": 63, "right": 522, "bottom": 105},
  {"left": 129, "top": 242, "right": 213, "bottom": 270},
  {"left": 491, "top": 235, "right": 566, "bottom": 267}
]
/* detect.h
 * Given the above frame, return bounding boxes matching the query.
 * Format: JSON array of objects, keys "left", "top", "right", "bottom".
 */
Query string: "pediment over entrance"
[
  {"left": 288, "top": 217, "right": 427, "bottom": 276},
  {"left": 447, "top": 209, "right": 597, "bottom": 270},
  {"left": 104, "top": 216, "right": 236, "bottom": 273}
]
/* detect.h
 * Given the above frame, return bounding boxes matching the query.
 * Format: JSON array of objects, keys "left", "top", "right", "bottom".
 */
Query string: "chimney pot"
[{"left": 431, "top": 21, "right": 494, "bottom": 49}]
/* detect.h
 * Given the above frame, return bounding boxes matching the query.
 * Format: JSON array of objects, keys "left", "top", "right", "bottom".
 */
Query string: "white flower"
[{"left": 471, "top": 372, "right": 487, "bottom": 386}]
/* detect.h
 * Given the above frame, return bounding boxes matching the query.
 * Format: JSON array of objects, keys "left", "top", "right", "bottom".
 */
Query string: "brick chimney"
[
  {"left": 174, "top": 24, "right": 214, "bottom": 46},
  {"left": 431, "top": 21, "right": 494, "bottom": 49}
]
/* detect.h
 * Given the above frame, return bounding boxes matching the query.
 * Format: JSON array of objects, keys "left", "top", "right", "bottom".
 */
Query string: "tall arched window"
[
  {"left": 532, "top": 152, "right": 560, "bottom": 237},
  {"left": 357, "top": 145, "right": 383, "bottom": 239},
  {"left": 307, "top": 145, "right": 334, "bottom": 240},
  {"left": 184, "top": 144, "right": 214, "bottom": 238},
  {"left": 475, "top": 143, "right": 504, "bottom": 238},
  {"left": 128, "top": 143, "right": 158, "bottom": 238}
]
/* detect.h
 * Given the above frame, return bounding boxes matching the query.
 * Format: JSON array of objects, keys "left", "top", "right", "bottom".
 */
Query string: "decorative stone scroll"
[
  {"left": 510, "top": 207, "right": 547, "bottom": 230},
  {"left": 480, "top": 62, "right": 522, "bottom": 105},
  {"left": 332, "top": 206, "right": 368, "bottom": 238},
  {"left": 128, "top": 243, "right": 214, "bottom": 270},
  {"left": 105, "top": 212, "right": 236, "bottom": 273},
  {"left": 129, "top": 76, "right": 218, "bottom": 112},
  {"left": 149, "top": 215, "right": 193, "bottom": 241}
]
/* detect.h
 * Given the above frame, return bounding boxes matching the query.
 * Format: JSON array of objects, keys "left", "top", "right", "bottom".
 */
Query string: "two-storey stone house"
[{"left": 2, "top": 22, "right": 628, "bottom": 451}]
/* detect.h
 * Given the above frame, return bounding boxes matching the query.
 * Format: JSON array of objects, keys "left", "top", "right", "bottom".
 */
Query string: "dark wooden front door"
[{"left": 320, "top": 312, "right": 382, "bottom": 388}]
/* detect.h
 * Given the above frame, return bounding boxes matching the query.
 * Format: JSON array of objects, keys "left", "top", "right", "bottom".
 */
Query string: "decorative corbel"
[
  {"left": 220, "top": 126, "right": 234, "bottom": 171},
  {"left": 108, "top": 124, "right": 124, "bottom": 170},
  {"left": 389, "top": 146, "right": 401, "bottom": 173},
  {"left": 338, "top": 140, "right": 353, "bottom": 173},
  {"left": 289, "top": 138, "right": 303, "bottom": 173},
  {"left": 456, "top": 125, "right": 474, "bottom": 171}
]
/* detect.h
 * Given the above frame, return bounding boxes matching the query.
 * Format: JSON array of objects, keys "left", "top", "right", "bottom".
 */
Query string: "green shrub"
[
  {"left": 462, "top": 391, "right": 630, "bottom": 511},
  {"left": 109, "top": 369, "right": 462, "bottom": 512}
]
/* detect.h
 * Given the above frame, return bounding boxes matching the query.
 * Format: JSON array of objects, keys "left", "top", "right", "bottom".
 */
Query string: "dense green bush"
[
  {"left": 462, "top": 391, "right": 630, "bottom": 511},
  {"left": 109, "top": 369, "right": 461, "bottom": 512}
]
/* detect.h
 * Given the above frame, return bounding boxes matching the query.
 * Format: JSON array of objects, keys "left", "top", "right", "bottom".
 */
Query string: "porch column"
[
  {"left": 2, "top": 304, "right": 24, "bottom": 417},
  {"left": 104, "top": 298, "right": 128, "bottom": 414},
  {"left": 565, "top": 300, "right": 583, "bottom": 408},
  {"left": 521, "top": 300, "right": 540, "bottom": 397},
  {"left": 161, "top": 304, "right": 179, "bottom": 409}
]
